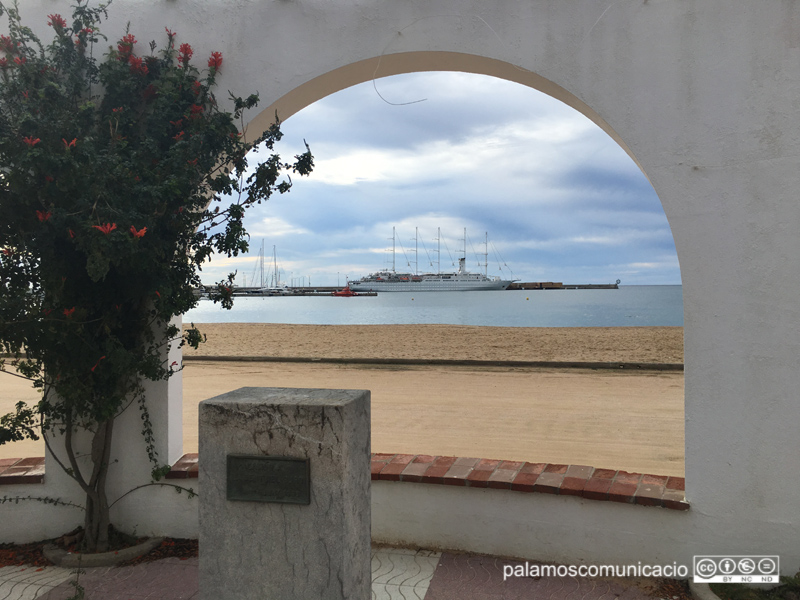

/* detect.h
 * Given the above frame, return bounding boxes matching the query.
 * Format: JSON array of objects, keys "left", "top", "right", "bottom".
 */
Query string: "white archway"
[{"left": 13, "top": 0, "right": 800, "bottom": 570}]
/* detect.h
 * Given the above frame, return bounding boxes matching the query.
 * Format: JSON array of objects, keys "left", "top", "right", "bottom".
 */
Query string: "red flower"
[
  {"left": 165, "top": 27, "right": 176, "bottom": 38},
  {"left": 192, "top": 80, "right": 202, "bottom": 96},
  {"left": 62, "top": 137, "right": 77, "bottom": 149},
  {"left": 142, "top": 84, "right": 157, "bottom": 100},
  {"left": 173, "top": 131, "right": 184, "bottom": 141},
  {"left": 187, "top": 158, "right": 198, "bottom": 166},
  {"left": 13, "top": 56, "right": 25, "bottom": 65},
  {"left": 45, "top": 175, "right": 54, "bottom": 182},
  {"left": 0, "top": 35, "right": 13, "bottom": 53},
  {"left": 178, "top": 43, "right": 193, "bottom": 65},
  {"left": 112, "top": 107, "right": 123, "bottom": 113},
  {"left": 130, "top": 226, "right": 147, "bottom": 238},
  {"left": 23, "top": 136, "right": 39, "bottom": 147},
  {"left": 63, "top": 307, "right": 76, "bottom": 318},
  {"left": 207, "top": 51, "right": 222, "bottom": 70},
  {"left": 81, "top": 28, "right": 94, "bottom": 35},
  {"left": 155, "top": 291, "right": 161, "bottom": 298},
  {"left": 68, "top": 229, "right": 75, "bottom": 239},
  {"left": 190, "top": 104, "right": 204, "bottom": 115},
  {"left": 36, "top": 210, "right": 51, "bottom": 222},
  {"left": 22, "top": 90, "right": 28, "bottom": 99},
  {"left": 93, "top": 223, "right": 117, "bottom": 235},
  {"left": 90, "top": 356, "right": 106, "bottom": 373},
  {"left": 170, "top": 119, "right": 183, "bottom": 128},
  {"left": 128, "top": 55, "right": 148, "bottom": 75},
  {"left": 117, "top": 34, "right": 136, "bottom": 58},
  {"left": 0, "top": 58, "right": 8, "bottom": 69},
  {"left": 43, "top": 308, "right": 52, "bottom": 316},
  {"left": 47, "top": 14, "right": 67, "bottom": 28}
]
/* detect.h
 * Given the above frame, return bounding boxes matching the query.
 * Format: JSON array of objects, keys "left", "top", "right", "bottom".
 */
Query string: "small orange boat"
[{"left": 332, "top": 286, "right": 358, "bottom": 297}]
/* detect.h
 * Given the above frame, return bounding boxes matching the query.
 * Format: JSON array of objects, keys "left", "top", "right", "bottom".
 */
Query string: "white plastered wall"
[{"left": 7, "top": 0, "right": 800, "bottom": 571}]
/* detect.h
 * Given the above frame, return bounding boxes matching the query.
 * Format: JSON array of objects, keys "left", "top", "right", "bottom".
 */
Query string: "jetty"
[
  {"left": 195, "top": 282, "right": 618, "bottom": 297},
  {"left": 508, "top": 280, "right": 620, "bottom": 290}
]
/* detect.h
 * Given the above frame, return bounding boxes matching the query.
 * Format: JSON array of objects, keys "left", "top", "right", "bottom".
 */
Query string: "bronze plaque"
[{"left": 226, "top": 455, "right": 310, "bottom": 504}]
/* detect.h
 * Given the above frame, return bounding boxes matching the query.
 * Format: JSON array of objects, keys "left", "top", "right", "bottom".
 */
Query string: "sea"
[{"left": 184, "top": 285, "right": 683, "bottom": 328}]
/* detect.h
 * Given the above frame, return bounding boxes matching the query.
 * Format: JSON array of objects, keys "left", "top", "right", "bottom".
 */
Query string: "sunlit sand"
[{"left": 0, "top": 325, "right": 685, "bottom": 475}]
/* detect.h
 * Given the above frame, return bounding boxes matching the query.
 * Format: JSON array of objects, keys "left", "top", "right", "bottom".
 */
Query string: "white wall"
[
  {"left": 0, "top": 318, "right": 184, "bottom": 543},
  {"left": 6, "top": 478, "right": 800, "bottom": 574},
  {"left": 9, "top": 0, "right": 800, "bottom": 571}
]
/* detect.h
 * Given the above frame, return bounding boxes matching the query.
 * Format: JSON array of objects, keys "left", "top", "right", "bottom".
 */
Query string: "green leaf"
[{"left": 86, "top": 252, "right": 111, "bottom": 282}]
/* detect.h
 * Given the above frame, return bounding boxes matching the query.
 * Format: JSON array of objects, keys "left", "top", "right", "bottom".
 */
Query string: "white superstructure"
[{"left": 350, "top": 228, "right": 514, "bottom": 292}]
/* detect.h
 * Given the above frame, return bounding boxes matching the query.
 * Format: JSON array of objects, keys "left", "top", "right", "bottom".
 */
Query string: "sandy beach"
[
  {"left": 0, "top": 325, "right": 685, "bottom": 475},
  {"left": 182, "top": 323, "right": 684, "bottom": 364}
]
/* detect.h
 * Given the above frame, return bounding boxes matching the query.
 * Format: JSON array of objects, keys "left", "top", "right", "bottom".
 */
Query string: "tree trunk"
[{"left": 82, "top": 417, "right": 114, "bottom": 553}]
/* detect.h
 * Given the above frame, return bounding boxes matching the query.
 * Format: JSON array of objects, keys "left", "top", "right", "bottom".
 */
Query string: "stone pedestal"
[{"left": 199, "top": 387, "right": 371, "bottom": 600}]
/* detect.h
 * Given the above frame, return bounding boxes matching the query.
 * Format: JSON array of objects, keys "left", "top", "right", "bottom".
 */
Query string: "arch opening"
[{"left": 182, "top": 59, "right": 684, "bottom": 478}]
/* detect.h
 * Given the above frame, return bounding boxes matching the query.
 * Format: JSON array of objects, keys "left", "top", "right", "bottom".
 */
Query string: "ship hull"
[{"left": 349, "top": 277, "right": 513, "bottom": 292}]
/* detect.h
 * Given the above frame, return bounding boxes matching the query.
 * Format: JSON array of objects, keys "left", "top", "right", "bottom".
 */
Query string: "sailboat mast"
[
  {"left": 392, "top": 226, "right": 396, "bottom": 273},
  {"left": 260, "top": 239, "right": 265, "bottom": 289},
  {"left": 272, "top": 245, "right": 278, "bottom": 287}
]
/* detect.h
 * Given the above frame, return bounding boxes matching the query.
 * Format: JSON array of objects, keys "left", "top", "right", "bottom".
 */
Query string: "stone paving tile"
[
  {"left": 7, "top": 549, "right": 440, "bottom": 600},
  {"left": 424, "top": 553, "right": 666, "bottom": 600},
  {"left": 2, "top": 547, "right": 676, "bottom": 599},
  {"left": 37, "top": 558, "right": 199, "bottom": 600},
  {"left": 371, "top": 548, "right": 441, "bottom": 600},
  {"left": 0, "top": 565, "right": 73, "bottom": 600}
]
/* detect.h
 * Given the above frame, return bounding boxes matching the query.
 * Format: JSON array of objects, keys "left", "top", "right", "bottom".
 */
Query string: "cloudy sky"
[{"left": 202, "top": 72, "right": 680, "bottom": 288}]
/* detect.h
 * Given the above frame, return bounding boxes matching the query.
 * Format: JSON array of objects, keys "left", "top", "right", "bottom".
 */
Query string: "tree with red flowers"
[{"left": 0, "top": 1, "right": 312, "bottom": 552}]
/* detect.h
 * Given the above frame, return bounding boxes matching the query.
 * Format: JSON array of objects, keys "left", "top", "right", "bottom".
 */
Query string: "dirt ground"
[
  {"left": 182, "top": 361, "right": 685, "bottom": 476},
  {"left": 0, "top": 325, "right": 685, "bottom": 475},
  {"left": 0, "top": 360, "right": 684, "bottom": 476}
]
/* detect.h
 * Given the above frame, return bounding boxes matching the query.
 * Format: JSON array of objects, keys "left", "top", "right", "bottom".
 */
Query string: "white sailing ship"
[{"left": 349, "top": 228, "right": 514, "bottom": 292}]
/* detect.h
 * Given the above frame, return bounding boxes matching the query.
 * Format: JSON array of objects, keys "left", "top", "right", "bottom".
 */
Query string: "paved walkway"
[{"left": 0, "top": 547, "right": 675, "bottom": 599}]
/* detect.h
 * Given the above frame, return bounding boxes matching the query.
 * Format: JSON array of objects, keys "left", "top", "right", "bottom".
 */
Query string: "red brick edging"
[
  {"left": 166, "top": 453, "right": 689, "bottom": 510},
  {"left": 2, "top": 453, "right": 688, "bottom": 511},
  {"left": 0, "top": 457, "right": 45, "bottom": 485},
  {"left": 370, "top": 454, "right": 688, "bottom": 510}
]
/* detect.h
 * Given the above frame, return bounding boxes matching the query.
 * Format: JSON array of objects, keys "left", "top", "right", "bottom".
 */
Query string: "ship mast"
[
  {"left": 414, "top": 227, "right": 418, "bottom": 275},
  {"left": 485, "top": 231, "right": 489, "bottom": 277},
  {"left": 437, "top": 227, "right": 441, "bottom": 274}
]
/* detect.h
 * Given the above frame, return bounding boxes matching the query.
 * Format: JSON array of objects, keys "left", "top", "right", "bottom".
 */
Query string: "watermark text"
[{"left": 502, "top": 562, "right": 689, "bottom": 581}]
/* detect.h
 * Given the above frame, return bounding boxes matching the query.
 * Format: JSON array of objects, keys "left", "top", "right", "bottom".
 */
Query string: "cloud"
[
  {"left": 196, "top": 71, "right": 680, "bottom": 287},
  {"left": 247, "top": 216, "right": 311, "bottom": 238}
]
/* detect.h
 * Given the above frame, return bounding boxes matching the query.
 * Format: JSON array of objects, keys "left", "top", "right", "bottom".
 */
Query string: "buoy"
[{"left": 526, "top": 297, "right": 529, "bottom": 300}]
